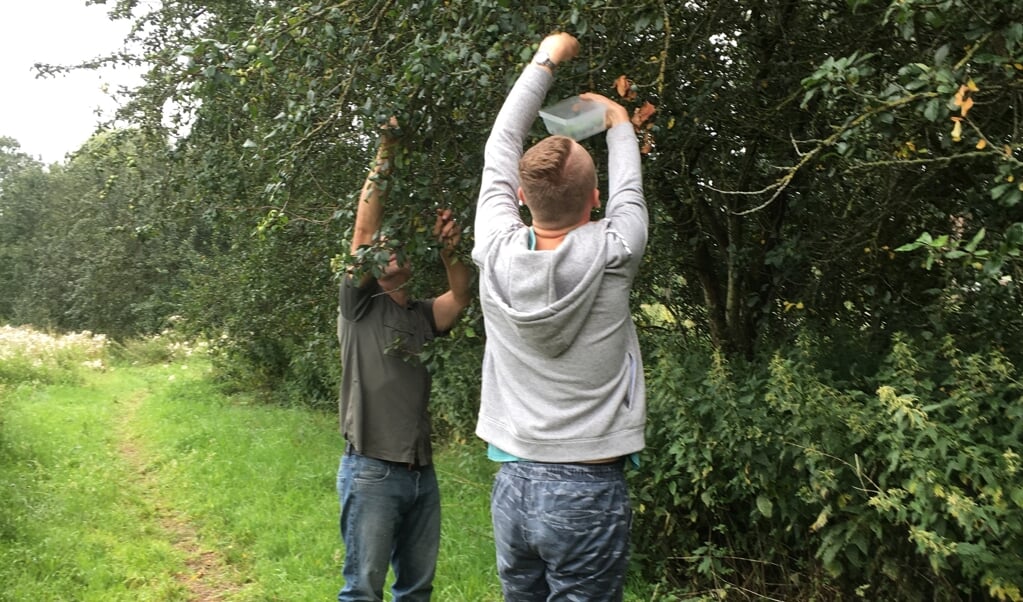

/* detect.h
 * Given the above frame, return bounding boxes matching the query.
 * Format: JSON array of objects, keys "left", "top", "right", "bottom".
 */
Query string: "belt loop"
[{"left": 345, "top": 441, "right": 354, "bottom": 456}]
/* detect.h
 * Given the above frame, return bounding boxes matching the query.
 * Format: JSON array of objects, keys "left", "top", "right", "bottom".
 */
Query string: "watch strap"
[{"left": 532, "top": 51, "right": 556, "bottom": 71}]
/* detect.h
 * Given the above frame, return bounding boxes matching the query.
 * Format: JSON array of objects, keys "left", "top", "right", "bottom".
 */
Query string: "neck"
[
  {"left": 377, "top": 277, "right": 410, "bottom": 306},
  {"left": 386, "top": 289, "right": 409, "bottom": 307},
  {"left": 530, "top": 221, "right": 585, "bottom": 250}
]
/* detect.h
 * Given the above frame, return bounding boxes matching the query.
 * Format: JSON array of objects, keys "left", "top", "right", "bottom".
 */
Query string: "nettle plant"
[{"left": 859, "top": 335, "right": 1023, "bottom": 600}]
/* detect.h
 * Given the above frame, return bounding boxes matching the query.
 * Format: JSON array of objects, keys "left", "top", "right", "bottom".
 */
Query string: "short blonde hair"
[{"left": 518, "top": 136, "right": 596, "bottom": 229}]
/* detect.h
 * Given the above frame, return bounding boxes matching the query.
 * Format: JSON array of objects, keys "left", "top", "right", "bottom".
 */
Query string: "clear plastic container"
[{"left": 538, "top": 96, "right": 607, "bottom": 141}]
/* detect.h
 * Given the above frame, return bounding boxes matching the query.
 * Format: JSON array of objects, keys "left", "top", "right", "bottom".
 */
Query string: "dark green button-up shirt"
[{"left": 338, "top": 277, "right": 439, "bottom": 466}]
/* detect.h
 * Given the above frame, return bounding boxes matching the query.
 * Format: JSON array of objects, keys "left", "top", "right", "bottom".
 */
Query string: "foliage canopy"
[{"left": 2, "top": 0, "right": 1022, "bottom": 598}]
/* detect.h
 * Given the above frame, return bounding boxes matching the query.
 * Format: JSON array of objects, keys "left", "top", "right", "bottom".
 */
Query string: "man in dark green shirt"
[{"left": 336, "top": 123, "right": 472, "bottom": 602}]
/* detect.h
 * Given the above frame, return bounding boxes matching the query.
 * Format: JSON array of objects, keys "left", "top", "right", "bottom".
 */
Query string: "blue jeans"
[
  {"left": 490, "top": 461, "right": 632, "bottom": 602},
  {"left": 337, "top": 451, "right": 440, "bottom": 602}
]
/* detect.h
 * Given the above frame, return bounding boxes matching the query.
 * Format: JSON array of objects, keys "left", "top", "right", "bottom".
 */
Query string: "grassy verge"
[{"left": 1, "top": 352, "right": 662, "bottom": 601}]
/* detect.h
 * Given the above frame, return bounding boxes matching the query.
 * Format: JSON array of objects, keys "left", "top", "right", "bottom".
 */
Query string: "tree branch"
[{"left": 709, "top": 92, "right": 938, "bottom": 216}]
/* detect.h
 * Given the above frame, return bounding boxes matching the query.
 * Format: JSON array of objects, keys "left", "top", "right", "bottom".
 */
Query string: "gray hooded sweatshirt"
[{"left": 472, "top": 65, "right": 648, "bottom": 463}]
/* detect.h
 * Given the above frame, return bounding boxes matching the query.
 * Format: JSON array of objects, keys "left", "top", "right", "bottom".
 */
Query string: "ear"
[
  {"left": 517, "top": 187, "right": 527, "bottom": 207},
  {"left": 591, "top": 188, "right": 601, "bottom": 209}
]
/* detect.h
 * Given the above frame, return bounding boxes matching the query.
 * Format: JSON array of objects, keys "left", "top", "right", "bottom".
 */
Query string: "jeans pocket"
[
  {"left": 352, "top": 457, "right": 392, "bottom": 484},
  {"left": 544, "top": 506, "right": 606, "bottom": 529},
  {"left": 541, "top": 483, "right": 618, "bottom": 529}
]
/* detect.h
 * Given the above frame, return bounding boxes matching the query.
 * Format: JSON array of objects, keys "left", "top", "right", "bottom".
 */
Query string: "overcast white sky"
[{"left": 0, "top": 1, "right": 142, "bottom": 165}]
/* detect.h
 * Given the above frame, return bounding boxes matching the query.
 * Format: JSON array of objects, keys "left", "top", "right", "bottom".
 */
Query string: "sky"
[{"left": 0, "top": 1, "right": 142, "bottom": 165}]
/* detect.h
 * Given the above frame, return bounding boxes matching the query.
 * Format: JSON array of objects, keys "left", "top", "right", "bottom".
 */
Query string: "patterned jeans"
[{"left": 490, "top": 460, "right": 632, "bottom": 602}]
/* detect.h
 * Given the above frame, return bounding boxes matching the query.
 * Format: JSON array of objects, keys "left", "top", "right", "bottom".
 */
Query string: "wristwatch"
[{"left": 532, "top": 50, "right": 556, "bottom": 71}]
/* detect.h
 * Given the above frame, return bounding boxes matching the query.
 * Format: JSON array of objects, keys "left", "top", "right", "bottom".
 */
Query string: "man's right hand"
[
  {"left": 538, "top": 32, "right": 579, "bottom": 66},
  {"left": 379, "top": 116, "right": 401, "bottom": 145}
]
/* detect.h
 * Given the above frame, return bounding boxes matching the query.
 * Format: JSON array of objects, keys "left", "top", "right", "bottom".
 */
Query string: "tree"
[
  {"left": 15, "top": 0, "right": 1022, "bottom": 597},
  {"left": 81, "top": 0, "right": 1018, "bottom": 361},
  {"left": 0, "top": 130, "right": 192, "bottom": 337},
  {"left": 0, "top": 138, "right": 46, "bottom": 321}
]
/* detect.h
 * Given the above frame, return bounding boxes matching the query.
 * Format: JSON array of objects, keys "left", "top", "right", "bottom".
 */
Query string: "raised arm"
[
  {"left": 579, "top": 92, "right": 648, "bottom": 258},
  {"left": 472, "top": 33, "right": 580, "bottom": 258},
  {"left": 350, "top": 124, "right": 400, "bottom": 286},
  {"left": 432, "top": 208, "right": 473, "bottom": 332}
]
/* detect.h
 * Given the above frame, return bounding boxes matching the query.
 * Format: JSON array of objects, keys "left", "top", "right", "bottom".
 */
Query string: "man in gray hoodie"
[{"left": 472, "top": 32, "right": 648, "bottom": 601}]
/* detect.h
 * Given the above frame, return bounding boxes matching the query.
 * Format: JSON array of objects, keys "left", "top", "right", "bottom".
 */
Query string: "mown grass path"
[
  {"left": 114, "top": 386, "right": 246, "bottom": 601},
  {"left": 2, "top": 364, "right": 206, "bottom": 600},
  {"left": 0, "top": 359, "right": 506, "bottom": 601}
]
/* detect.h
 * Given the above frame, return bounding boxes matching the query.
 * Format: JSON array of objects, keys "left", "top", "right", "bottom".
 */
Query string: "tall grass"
[
  {"left": 0, "top": 325, "right": 108, "bottom": 387},
  {"left": 0, "top": 327, "right": 662, "bottom": 600}
]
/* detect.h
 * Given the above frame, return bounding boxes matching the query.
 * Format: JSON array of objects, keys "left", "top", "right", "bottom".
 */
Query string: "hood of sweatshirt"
[{"left": 481, "top": 223, "right": 612, "bottom": 358}]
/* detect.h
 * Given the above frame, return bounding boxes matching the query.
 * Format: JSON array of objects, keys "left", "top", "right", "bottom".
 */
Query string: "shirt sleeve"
[
  {"left": 472, "top": 66, "right": 553, "bottom": 263},
  {"left": 416, "top": 298, "right": 447, "bottom": 338},
  {"left": 339, "top": 276, "right": 380, "bottom": 321},
  {"left": 604, "top": 123, "right": 648, "bottom": 262}
]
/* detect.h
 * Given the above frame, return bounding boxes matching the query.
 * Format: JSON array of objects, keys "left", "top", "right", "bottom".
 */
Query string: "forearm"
[
  {"left": 443, "top": 252, "right": 473, "bottom": 307},
  {"left": 351, "top": 138, "right": 398, "bottom": 254},
  {"left": 606, "top": 124, "right": 644, "bottom": 212},
  {"left": 432, "top": 251, "right": 473, "bottom": 331},
  {"left": 605, "top": 123, "right": 648, "bottom": 253}
]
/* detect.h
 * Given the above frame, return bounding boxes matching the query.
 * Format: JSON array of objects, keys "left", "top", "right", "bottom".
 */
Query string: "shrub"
[
  {"left": 421, "top": 307, "right": 485, "bottom": 443},
  {"left": 108, "top": 320, "right": 209, "bottom": 366},
  {"left": 632, "top": 330, "right": 1023, "bottom": 601}
]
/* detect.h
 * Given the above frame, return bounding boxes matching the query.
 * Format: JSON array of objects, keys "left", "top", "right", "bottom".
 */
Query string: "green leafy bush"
[
  {"left": 107, "top": 319, "right": 210, "bottom": 366},
  {"left": 632, "top": 331, "right": 1023, "bottom": 601},
  {"left": 421, "top": 305, "right": 485, "bottom": 443}
]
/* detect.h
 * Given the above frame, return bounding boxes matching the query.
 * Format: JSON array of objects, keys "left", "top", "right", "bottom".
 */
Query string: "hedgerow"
[{"left": 632, "top": 330, "right": 1022, "bottom": 601}]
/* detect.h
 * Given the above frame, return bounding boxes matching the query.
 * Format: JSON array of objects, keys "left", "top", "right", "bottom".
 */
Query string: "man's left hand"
[{"left": 434, "top": 208, "right": 461, "bottom": 257}]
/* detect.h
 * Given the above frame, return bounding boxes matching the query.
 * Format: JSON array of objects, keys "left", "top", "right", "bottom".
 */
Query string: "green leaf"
[
  {"left": 756, "top": 495, "right": 774, "bottom": 518},
  {"left": 991, "top": 183, "right": 1013, "bottom": 200},
  {"left": 964, "top": 228, "right": 986, "bottom": 252}
]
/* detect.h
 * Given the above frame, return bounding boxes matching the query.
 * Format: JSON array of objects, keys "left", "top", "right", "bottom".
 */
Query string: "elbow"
[{"left": 455, "top": 290, "right": 473, "bottom": 312}]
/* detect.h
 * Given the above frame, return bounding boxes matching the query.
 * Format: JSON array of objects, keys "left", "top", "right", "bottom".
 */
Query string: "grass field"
[{"left": 0, "top": 353, "right": 665, "bottom": 601}]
